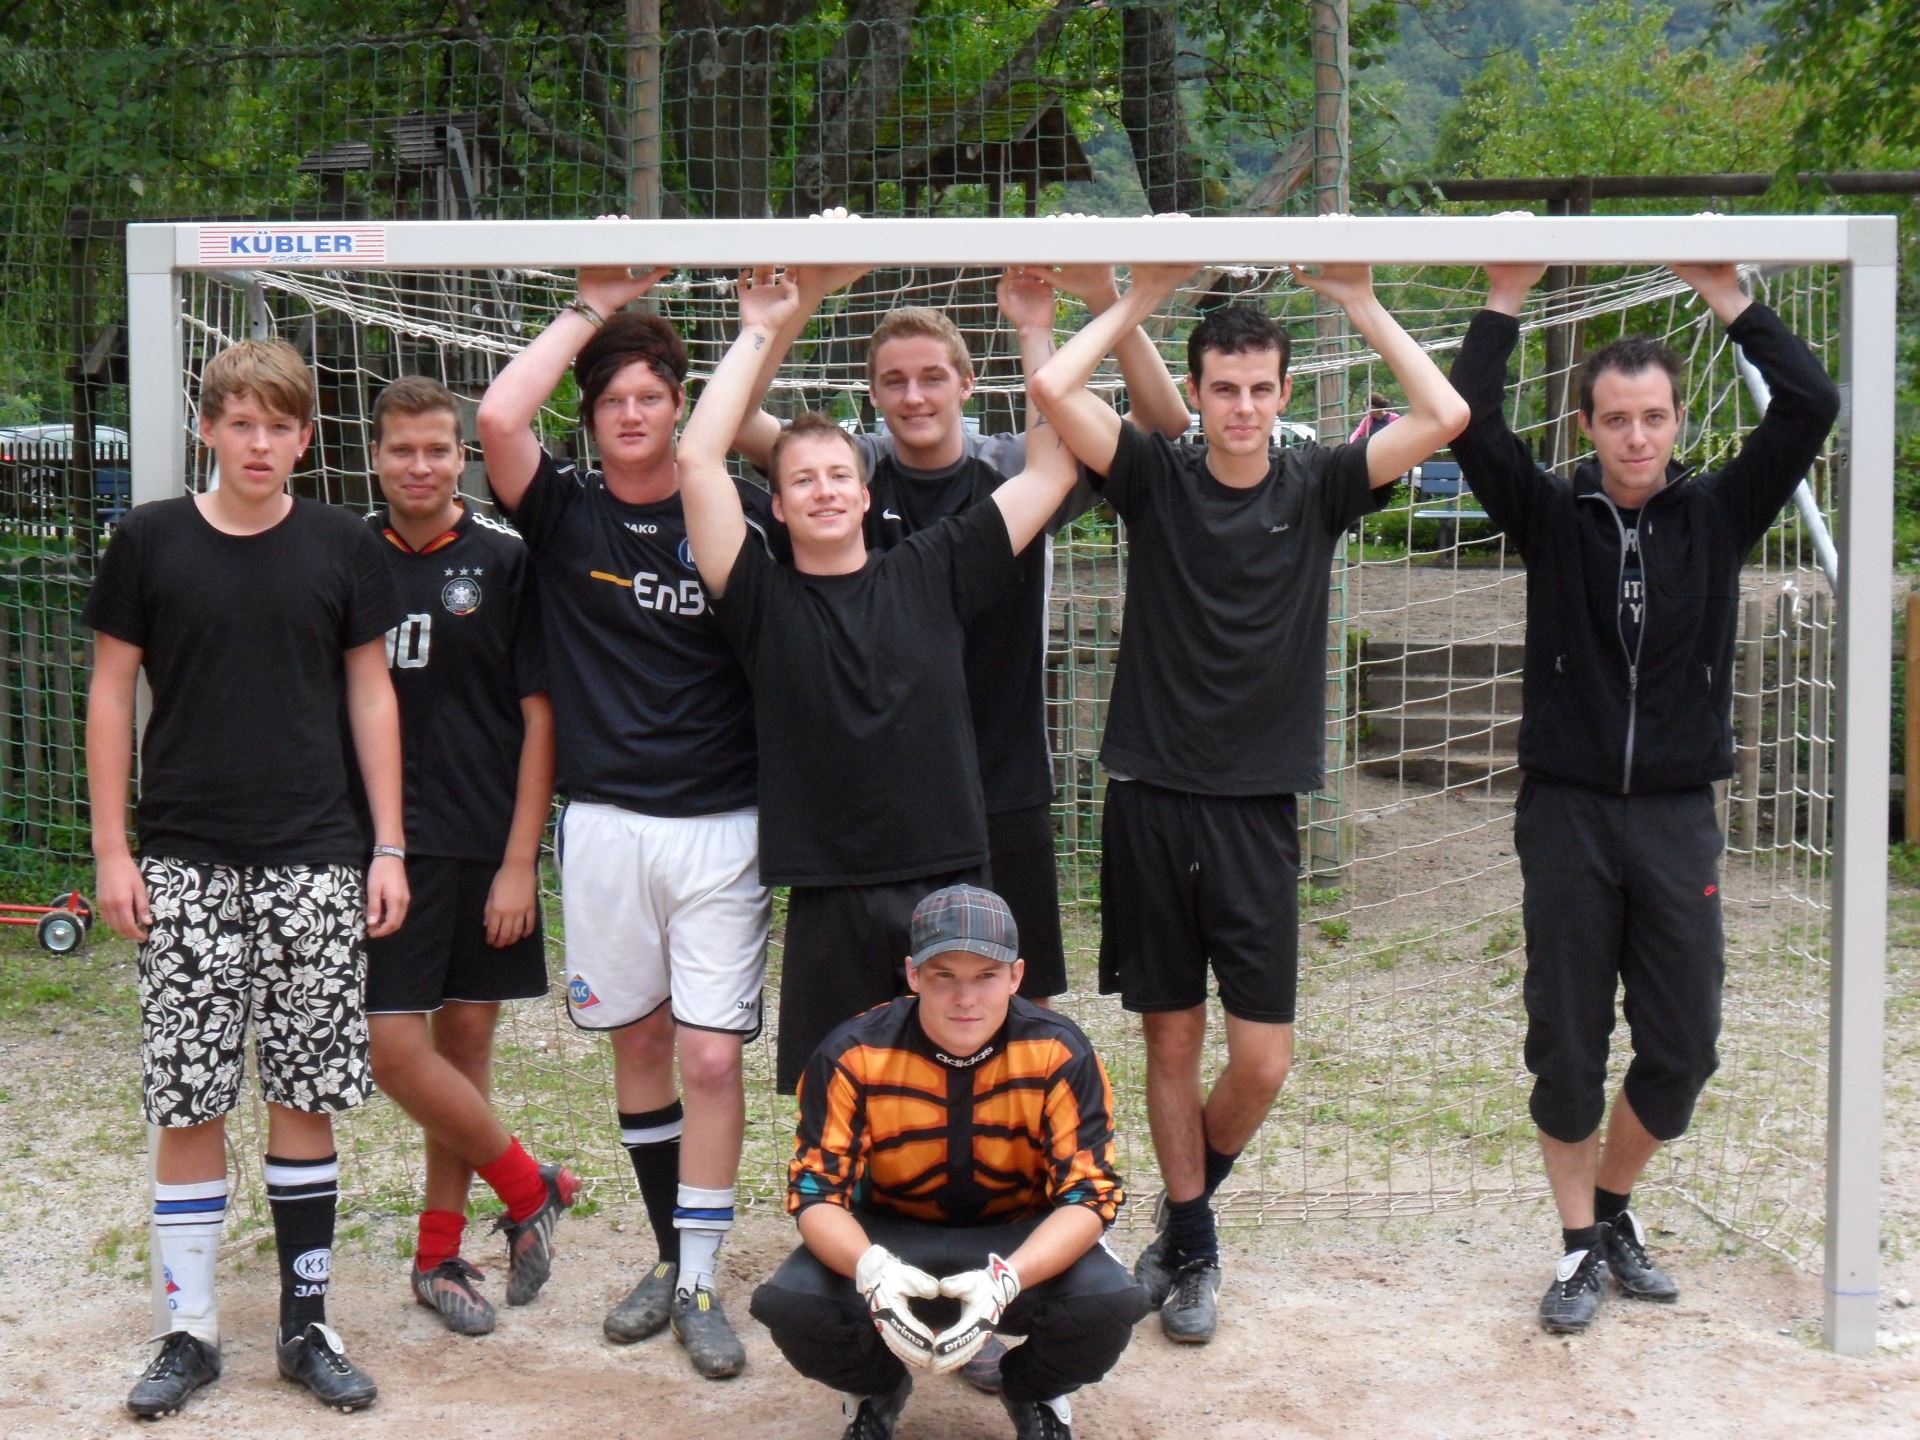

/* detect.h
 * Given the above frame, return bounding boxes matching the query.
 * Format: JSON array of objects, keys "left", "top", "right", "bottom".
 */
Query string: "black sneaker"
[
  {"left": 411, "top": 1256, "right": 497, "bottom": 1336},
  {"left": 605, "top": 1258, "right": 678, "bottom": 1343},
  {"left": 1604, "top": 1210, "right": 1679, "bottom": 1302},
  {"left": 1538, "top": 1244, "right": 1609, "bottom": 1334},
  {"left": 670, "top": 1284, "right": 746, "bottom": 1378},
  {"left": 276, "top": 1322, "right": 378, "bottom": 1411},
  {"left": 1132, "top": 1191, "right": 1174, "bottom": 1310},
  {"left": 1000, "top": 1391, "right": 1074, "bottom": 1439},
  {"left": 1160, "top": 1257, "right": 1222, "bottom": 1344},
  {"left": 841, "top": 1371, "right": 912, "bottom": 1440},
  {"left": 495, "top": 1162, "right": 581, "bottom": 1306},
  {"left": 127, "top": 1331, "right": 220, "bottom": 1419}
]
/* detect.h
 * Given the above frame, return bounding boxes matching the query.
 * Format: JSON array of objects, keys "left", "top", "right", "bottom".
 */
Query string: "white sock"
[
  {"left": 672, "top": 1183, "right": 734, "bottom": 1294},
  {"left": 154, "top": 1179, "right": 228, "bottom": 1344}
]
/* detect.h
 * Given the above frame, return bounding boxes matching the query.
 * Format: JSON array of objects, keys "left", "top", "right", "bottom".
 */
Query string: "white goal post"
[{"left": 124, "top": 214, "right": 1895, "bottom": 1354}]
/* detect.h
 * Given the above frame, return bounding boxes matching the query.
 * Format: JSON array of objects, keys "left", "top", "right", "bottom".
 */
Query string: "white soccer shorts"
[{"left": 557, "top": 801, "right": 770, "bottom": 1034}]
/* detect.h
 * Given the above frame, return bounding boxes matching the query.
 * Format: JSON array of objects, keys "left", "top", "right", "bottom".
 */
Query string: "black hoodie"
[{"left": 1448, "top": 302, "right": 1840, "bottom": 794}]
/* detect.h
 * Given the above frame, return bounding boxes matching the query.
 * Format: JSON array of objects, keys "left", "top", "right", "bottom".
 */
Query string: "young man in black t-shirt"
[
  {"left": 358, "top": 377, "right": 575, "bottom": 1337},
  {"left": 86, "top": 338, "right": 409, "bottom": 1417},
  {"left": 677, "top": 268, "right": 1080, "bottom": 1102},
  {"left": 1030, "top": 262, "right": 1469, "bottom": 1344},
  {"left": 477, "top": 267, "right": 779, "bottom": 1379},
  {"left": 1450, "top": 262, "right": 1839, "bottom": 1335},
  {"left": 731, "top": 264, "right": 1189, "bottom": 1016}
]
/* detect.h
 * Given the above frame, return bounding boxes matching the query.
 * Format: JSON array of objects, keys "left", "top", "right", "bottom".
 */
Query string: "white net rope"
[{"left": 176, "top": 259, "right": 1841, "bottom": 1262}]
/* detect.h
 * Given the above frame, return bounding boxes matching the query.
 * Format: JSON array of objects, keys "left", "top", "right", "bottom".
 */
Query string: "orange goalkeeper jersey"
[{"left": 786, "top": 995, "right": 1126, "bottom": 1227}]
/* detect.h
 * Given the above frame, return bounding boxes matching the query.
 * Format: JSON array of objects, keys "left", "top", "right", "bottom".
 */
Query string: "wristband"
[
  {"left": 371, "top": 844, "right": 406, "bottom": 863},
  {"left": 566, "top": 298, "right": 606, "bottom": 328}
]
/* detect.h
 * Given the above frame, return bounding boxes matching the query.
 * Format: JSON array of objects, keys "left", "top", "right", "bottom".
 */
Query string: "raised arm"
[
  {"left": 87, "top": 634, "right": 149, "bottom": 941},
  {"left": 1446, "top": 264, "right": 1550, "bottom": 549},
  {"left": 475, "top": 264, "right": 670, "bottom": 511},
  {"left": 1290, "top": 263, "right": 1470, "bottom": 487},
  {"left": 1027, "top": 264, "right": 1194, "bottom": 475},
  {"left": 731, "top": 261, "right": 872, "bottom": 471},
  {"left": 678, "top": 268, "right": 805, "bottom": 597},
  {"left": 1052, "top": 264, "right": 1190, "bottom": 438},
  {"left": 988, "top": 423, "right": 1081, "bottom": 555}
]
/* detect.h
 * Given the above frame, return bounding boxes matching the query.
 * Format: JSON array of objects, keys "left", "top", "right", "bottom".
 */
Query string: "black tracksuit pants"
[
  {"left": 1514, "top": 777, "right": 1725, "bottom": 1144},
  {"left": 749, "top": 1210, "right": 1147, "bottom": 1404}
]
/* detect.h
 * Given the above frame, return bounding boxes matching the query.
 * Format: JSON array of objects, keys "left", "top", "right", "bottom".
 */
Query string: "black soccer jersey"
[
  {"left": 1095, "top": 423, "right": 1387, "bottom": 795},
  {"left": 495, "top": 450, "right": 780, "bottom": 817},
  {"left": 82, "top": 495, "right": 404, "bottom": 865},
  {"left": 369, "top": 504, "right": 544, "bottom": 863},
  {"left": 853, "top": 430, "right": 1094, "bottom": 816},
  {"left": 710, "top": 499, "right": 1020, "bottom": 887}
]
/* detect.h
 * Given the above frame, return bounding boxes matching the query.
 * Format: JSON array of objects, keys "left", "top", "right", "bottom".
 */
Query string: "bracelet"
[
  {"left": 371, "top": 844, "right": 406, "bottom": 863},
  {"left": 566, "top": 297, "right": 606, "bottom": 328}
]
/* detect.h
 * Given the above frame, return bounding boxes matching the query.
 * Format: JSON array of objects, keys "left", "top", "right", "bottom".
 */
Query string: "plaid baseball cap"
[{"left": 908, "top": 884, "right": 1020, "bottom": 968}]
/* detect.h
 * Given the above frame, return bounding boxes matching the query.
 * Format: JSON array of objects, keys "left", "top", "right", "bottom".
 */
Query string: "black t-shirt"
[
  {"left": 370, "top": 505, "right": 545, "bottom": 863},
  {"left": 82, "top": 495, "right": 404, "bottom": 864},
  {"left": 853, "top": 430, "right": 1094, "bottom": 815},
  {"left": 1617, "top": 510, "right": 1646, "bottom": 665},
  {"left": 711, "top": 500, "right": 1020, "bottom": 886},
  {"left": 497, "top": 450, "right": 779, "bottom": 817},
  {"left": 1095, "top": 424, "right": 1385, "bottom": 795}
]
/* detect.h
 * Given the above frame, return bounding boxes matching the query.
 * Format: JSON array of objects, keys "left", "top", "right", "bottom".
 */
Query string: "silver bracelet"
[
  {"left": 371, "top": 844, "right": 406, "bottom": 863},
  {"left": 566, "top": 298, "right": 606, "bottom": 328}
]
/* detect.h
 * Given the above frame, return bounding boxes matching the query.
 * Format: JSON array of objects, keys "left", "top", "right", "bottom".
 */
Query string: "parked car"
[
  {"left": 1180, "top": 414, "right": 1321, "bottom": 448},
  {"left": 0, "top": 422, "right": 131, "bottom": 524}
]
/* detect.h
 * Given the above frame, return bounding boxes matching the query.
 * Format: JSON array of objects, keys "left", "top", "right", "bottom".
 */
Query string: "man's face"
[
  {"left": 770, "top": 432, "right": 870, "bottom": 550},
  {"left": 1186, "top": 346, "right": 1291, "bottom": 460},
  {"left": 591, "top": 359, "right": 683, "bottom": 472},
  {"left": 869, "top": 335, "right": 973, "bottom": 456},
  {"left": 1578, "top": 366, "right": 1682, "bottom": 508},
  {"left": 199, "top": 391, "right": 311, "bottom": 503},
  {"left": 372, "top": 409, "right": 464, "bottom": 528},
  {"left": 906, "top": 950, "right": 1024, "bottom": 1056}
]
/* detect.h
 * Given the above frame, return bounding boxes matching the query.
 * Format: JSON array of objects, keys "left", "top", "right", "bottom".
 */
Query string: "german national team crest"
[{"left": 441, "top": 576, "right": 482, "bottom": 616}]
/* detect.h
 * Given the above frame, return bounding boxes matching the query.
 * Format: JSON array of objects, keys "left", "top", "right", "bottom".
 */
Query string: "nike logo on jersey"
[{"left": 882, "top": 508, "right": 903, "bottom": 521}]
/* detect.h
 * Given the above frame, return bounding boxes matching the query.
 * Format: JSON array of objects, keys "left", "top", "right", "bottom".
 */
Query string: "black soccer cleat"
[
  {"left": 605, "top": 1258, "right": 678, "bottom": 1343},
  {"left": 277, "top": 1322, "right": 378, "bottom": 1411},
  {"left": 841, "top": 1371, "right": 912, "bottom": 1440},
  {"left": 496, "top": 1162, "right": 581, "bottom": 1307},
  {"left": 412, "top": 1255, "right": 497, "bottom": 1336},
  {"left": 127, "top": 1331, "right": 221, "bottom": 1419},
  {"left": 1131, "top": 1190, "right": 1174, "bottom": 1311},
  {"left": 1160, "top": 1257, "right": 1222, "bottom": 1344},
  {"left": 1538, "top": 1244, "right": 1609, "bottom": 1334},
  {"left": 670, "top": 1283, "right": 747, "bottom": 1379},
  {"left": 1604, "top": 1211, "right": 1679, "bottom": 1302},
  {"left": 1001, "top": 1391, "right": 1075, "bottom": 1440}
]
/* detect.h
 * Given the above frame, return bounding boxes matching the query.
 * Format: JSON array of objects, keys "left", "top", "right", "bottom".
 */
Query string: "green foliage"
[
  {"left": 1891, "top": 843, "right": 1920, "bottom": 891},
  {"left": 1721, "top": 0, "right": 1920, "bottom": 162}
]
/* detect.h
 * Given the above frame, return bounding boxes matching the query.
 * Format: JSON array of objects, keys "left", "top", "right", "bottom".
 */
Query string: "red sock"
[
  {"left": 479, "top": 1138, "right": 547, "bottom": 1225},
  {"left": 417, "top": 1209, "right": 465, "bottom": 1272}
]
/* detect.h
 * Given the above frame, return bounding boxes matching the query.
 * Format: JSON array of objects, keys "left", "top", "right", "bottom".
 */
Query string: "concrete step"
[
  {"left": 1361, "top": 673, "right": 1525, "bottom": 713},
  {"left": 1358, "top": 751, "right": 1522, "bottom": 792},
  {"left": 1365, "top": 711, "right": 1522, "bottom": 752},
  {"left": 1362, "top": 639, "right": 1526, "bottom": 679}
]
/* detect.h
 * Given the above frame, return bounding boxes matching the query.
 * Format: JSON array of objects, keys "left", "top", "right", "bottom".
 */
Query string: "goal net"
[{"left": 135, "top": 218, "right": 1886, "bottom": 1303}]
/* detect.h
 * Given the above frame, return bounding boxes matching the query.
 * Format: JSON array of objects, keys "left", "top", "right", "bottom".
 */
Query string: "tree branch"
[{"left": 448, "top": 0, "right": 618, "bottom": 173}]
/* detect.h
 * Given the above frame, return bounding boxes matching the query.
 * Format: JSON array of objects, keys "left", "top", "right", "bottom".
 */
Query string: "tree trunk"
[
  {"left": 1120, "top": 1, "right": 1200, "bottom": 215},
  {"left": 668, "top": 0, "right": 790, "bottom": 217}
]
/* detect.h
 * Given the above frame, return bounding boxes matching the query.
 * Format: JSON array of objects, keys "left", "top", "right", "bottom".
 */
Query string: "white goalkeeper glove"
[
  {"left": 854, "top": 1244, "right": 941, "bottom": 1370},
  {"left": 931, "top": 1253, "right": 1022, "bottom": 1373}
]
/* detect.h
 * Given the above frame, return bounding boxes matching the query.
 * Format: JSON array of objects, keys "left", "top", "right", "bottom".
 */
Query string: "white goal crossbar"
[{"left": 124, "top": 214, "right": 1896, "bottom": 1354}]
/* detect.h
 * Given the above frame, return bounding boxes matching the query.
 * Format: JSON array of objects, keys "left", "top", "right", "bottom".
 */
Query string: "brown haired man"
[
  {"left": 478, "top": 268, "right": 781, "bottom": 1377},
  {"left": 88, "top": 337, "right": 409, "bottom": 1416},
  {"left": 359, "top": 376, "right": 575, "bottom": 1337},
  {"left": 677, "top": 267, "right": 1081, "bottom": 1108}
]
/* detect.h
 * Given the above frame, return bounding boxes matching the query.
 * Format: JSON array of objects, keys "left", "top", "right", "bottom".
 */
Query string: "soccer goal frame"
[{"left": 125, "top": 213, "right": 1896, "bottom": 1354}]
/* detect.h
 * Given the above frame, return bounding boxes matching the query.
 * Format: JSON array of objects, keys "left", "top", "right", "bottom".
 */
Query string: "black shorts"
[
  {"left": 776, "top": 864, "right": 987, "bottom": 1094},
  {"left": 1097, "top": 780, "right": 1299, "bottom": 1023},
  {"left": 987, "top": 804, "right": 1067, "bottom": 998},
  {"left": 1515, "top": 778, "right": 1725, "bottom": 1144},
  {"left": 365, "top": 855, "right": 548, "bottom": 1013}
]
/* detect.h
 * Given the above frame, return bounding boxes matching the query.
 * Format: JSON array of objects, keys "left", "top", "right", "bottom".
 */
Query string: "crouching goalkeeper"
[{"left": 750, "top": 885, "right": 1147, "bottom": 1440}]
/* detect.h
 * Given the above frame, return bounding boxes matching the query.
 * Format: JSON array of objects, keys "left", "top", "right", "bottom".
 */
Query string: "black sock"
[
  {"left": 1202, "top": 1144, "right": 1240, "bottom": 1200},
  {"left": 265, "top": 1152, "right": 339, "bottom": 1342},
  {"left": 1165, "top": 1194, "right": 1218, "bottom": 1267},
  {"left": 1561, "top": 1223, "right": 1603, "bottom": 1256},
  {"left": 1594, "top": 1186, "right": 1631, "bottom": 1226},
  {"left": 620, "top": 1103, "right": 683, "bottom": 1265}
]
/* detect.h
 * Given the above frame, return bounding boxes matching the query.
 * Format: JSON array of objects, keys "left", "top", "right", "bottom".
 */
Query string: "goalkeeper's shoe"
[
  {"left": 1538, "top": 1243, "right": 1609, "bottom": 1334},
  {"left": 605, "top": 1259, "right": 678, "bottom": 1342},
  {"left": 411, "top": 1256, "right": 497, "bottom": 1336},
  {"left": 841, "top": 1371, "right": 912, "bottom": 1440},
  {"left": 1001, "top": 1392, "right": 1074, "bottom": 1440},
  {"left": 494, "top": 1161, "right": 580, "bottom": 1306},
  {"left": 1604, "top": 1211, "right": 1679, "bottom": 1302},
  {"left": 127, "top": 1330, "right": 220, "bottom": 1418},
  {"left": 1131, "top": 1190, "right": 1174, "bottom": 1311},
  {"left": 670, "top": 1283, "right": 747, "bottom": 1379}
]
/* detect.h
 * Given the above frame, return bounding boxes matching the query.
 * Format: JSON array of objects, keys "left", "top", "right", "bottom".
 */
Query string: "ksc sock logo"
[
  {"left": 292, "top": 1248, "right": 331, "bottom": 1298},
  {"left": 569, "top": 975, "right": 601, "bottom": 1008}
]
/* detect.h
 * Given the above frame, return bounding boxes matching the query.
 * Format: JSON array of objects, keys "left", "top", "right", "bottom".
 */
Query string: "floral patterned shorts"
[{"left": 137, "top": 858, "right": 371, "bottom": 1126}]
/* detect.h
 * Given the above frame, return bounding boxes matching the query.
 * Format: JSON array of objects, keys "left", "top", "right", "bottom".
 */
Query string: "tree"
[{"left": 1715, "top": 0, "right": 1920, "bottom": 162}]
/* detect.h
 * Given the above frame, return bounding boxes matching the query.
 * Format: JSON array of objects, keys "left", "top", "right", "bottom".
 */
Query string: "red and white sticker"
[{"left": 196, "top": 224, "right": 388, "bottom": 266}]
